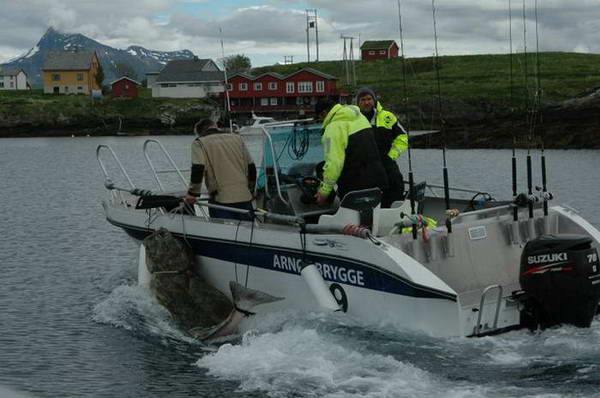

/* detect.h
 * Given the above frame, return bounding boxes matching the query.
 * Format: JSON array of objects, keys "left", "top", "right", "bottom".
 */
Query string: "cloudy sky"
[{"left": 0, "top": 0, "right": 598, "bottom": 65}]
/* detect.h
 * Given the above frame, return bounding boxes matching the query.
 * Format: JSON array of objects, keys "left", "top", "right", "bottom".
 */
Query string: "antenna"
[
  {"left": 219, "top": 27, "right": 233, "bottom": 131},
  {"left": 305, "top": 9, "right": 319, "bottom": 62},
  {"left": 431, "top": 0, "right": 452, "bottom": 235},
  {"left": 398, "top": 0, "right": 418, "bottom": 240}
]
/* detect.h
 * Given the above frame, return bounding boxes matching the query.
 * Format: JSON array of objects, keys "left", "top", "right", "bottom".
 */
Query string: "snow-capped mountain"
[{"left": 1, "top": 27, "right": 195, "bottom": 86}]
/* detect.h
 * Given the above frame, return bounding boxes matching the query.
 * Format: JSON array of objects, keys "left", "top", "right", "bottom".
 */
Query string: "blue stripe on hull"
[{"left": 109, "top": 218, "right": 456, "bottom": 302}]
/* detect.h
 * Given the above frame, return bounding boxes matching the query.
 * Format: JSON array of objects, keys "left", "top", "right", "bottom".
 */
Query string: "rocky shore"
[{"left": 1, "top": 90, "right": 598, "bottom": 148}]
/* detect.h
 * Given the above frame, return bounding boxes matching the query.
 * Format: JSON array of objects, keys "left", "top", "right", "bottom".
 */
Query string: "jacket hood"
[{"left": 322, "top": 104, "right": 363, "bottom": 128}]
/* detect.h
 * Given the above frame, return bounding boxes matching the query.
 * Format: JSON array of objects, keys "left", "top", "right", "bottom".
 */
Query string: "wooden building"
[
  {"left": 360, "top": 40, "right": 399, "bottom": 61},
  {"left": 42, "top": 51, "right": 102, "bottom": 95},
  {"left": 226, "top": 67, "right": 341, "bottom": 115},
  {"left": 0, "top": 69, "right": 29, "bottom": 90},
  {"left": 111, "top": 77, "right": 141, "bottom": 98},
  {"left": 152, "top": 58, "right": 224, "bottom": 98}
]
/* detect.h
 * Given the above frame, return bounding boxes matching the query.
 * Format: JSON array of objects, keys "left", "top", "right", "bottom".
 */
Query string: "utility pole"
[
  {"left": 306, "top": 10, "right": 310, "bottom": 62},
  {"left": 341, "top": 35, "right": 357, "bottom": 86},
  {"left": 305, "top": 9, "right": 319, "bottom": 62}
]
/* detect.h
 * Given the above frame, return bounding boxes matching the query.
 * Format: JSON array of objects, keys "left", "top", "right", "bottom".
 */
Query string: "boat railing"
[
  {"left": 426, "top": 183, "right": 488, "bottom": 197},
  {"left": 475, "top": 284, "right": 503, "bottom": 336},
  {"left": 96, "top": 144, "right": 135, "bottom": 202},
  {"left": 142, "top": 139, "right": 188, "bottom": 192}
]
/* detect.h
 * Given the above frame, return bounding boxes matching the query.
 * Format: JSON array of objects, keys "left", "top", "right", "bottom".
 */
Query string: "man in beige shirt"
[{"left": 184, "top": 119, "right": 256, "bottom": 221}]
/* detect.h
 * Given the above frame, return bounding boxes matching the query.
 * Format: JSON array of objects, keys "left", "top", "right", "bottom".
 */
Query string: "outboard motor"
[{"left": 519, "top": 234, "right": 600, "bottom": 329}]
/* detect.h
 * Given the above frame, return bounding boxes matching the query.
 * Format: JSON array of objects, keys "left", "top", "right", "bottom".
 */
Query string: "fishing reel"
[
  {"left": 514, "top": 192, "right": 539, "bottom": 207},
  {"left": 535, "top": 186, "right": 554, "bottom": 201}
]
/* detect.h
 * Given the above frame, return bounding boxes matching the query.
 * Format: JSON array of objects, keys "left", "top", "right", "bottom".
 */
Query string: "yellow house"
[{"left": 42, "top": 51, "right": 102, "bottom": 95}]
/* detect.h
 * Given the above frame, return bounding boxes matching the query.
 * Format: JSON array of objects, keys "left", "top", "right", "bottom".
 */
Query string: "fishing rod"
[
  {"left": 508, "top": 0, "right": 521, "bottom": 243},
  {"left": 533, "top": 0, "right": 552, "bottom": 230},
  {"left": 522, "top": 0, "right": 535, "bottom": 224},
  {"left": 397, "top": 0, "right": 418, "bottom": 241},
  {"left": 431, "top": 0, "right": 452, "bottom": 235},
  {"left": 219, "top": 27, "right": 234, "bottom": 132}
]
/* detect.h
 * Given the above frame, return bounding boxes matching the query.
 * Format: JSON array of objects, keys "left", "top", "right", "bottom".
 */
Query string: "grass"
[
  {"left": 2, "top": 52, "right": 599, "bottom": 136},
  {"left": 253, "top": 52, "right": 600, "bottom": 110}
]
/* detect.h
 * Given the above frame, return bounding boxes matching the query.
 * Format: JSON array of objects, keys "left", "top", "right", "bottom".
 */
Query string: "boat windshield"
[{"left": 246, "top": 123, "right": 323, "bottom": 189}]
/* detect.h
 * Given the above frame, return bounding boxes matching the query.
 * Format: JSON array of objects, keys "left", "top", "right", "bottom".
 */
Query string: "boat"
[
  {"left": 96, "top": 125, "right": 600, "bottom": 338},
  {"left": 238, "top": 112, "right": 301, "bottom": 135}
]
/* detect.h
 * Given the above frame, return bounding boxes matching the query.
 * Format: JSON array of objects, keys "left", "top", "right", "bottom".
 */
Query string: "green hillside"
[{"left": 254, "top": 52, "right": 600, "bottom": 109}]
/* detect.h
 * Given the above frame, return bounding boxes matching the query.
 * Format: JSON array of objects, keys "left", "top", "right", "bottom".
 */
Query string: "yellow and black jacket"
[
  {"left": 367, "top": 101, "right": 408, "bottom": 160},
  {"left": 319, "top": 104, "right": 388, "bottom": 198}
]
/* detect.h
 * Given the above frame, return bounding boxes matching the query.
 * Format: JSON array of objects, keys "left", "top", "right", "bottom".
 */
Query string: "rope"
[{"left": 342, "top": 224, "right": 370, "bottom": 239}]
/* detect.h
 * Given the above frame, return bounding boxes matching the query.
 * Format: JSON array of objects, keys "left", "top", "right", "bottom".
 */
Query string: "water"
[{"left": 1, "top": 136, "right": 599, "bottom": 397}]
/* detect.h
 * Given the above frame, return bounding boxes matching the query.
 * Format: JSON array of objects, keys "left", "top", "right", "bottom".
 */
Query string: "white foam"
[
  {"left": 92, "top": 284, "right": 195, "bottom": 344},
  {"left": 196, "top": 321, "right": 490, "bottom": 398}
]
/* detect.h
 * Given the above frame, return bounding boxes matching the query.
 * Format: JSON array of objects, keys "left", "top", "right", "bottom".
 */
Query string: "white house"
[
  {"left": 152, "top": 57, "right": 225, "bottom": 98},
  {"left": 0, "top": 68, "right": 29, "bottom": 90}
]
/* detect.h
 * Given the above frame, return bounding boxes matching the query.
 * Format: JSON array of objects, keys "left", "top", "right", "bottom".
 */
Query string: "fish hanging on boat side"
[{"left": 143, "top": 228, "right": 283, "bottom": 340}]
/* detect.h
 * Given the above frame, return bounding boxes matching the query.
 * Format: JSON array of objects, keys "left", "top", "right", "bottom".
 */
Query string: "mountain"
[{"left": 1, "top": 27, "right": 195, "bottom": 87}]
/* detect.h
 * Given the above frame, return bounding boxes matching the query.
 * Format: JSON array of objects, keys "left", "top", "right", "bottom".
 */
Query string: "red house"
[
  {"left": 111, "top": 77, "right": 141, "bottom": 98},
  {"left": 225, "top": 67, "right": 342, "bottom": 115},
  {"left": 360, "top": 40, "right": 399, "bottom": 61}
]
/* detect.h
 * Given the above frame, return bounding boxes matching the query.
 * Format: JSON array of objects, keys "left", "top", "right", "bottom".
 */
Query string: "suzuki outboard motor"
[{"left": 519, "top": 234, "right": 600, "bottom": 329}]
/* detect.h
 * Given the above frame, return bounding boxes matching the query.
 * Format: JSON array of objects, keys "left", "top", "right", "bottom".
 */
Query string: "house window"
[
  {"left": 254, "top": 82, "right": 262, "bottom": 91},
  {"left": 52, "top": 74, "right": 60, "bottom": 81},
  {"left": 77, "top": 86, "right": 83, "bottom": 90},
  {"left": 296, "top": 97, "right": 303, "bottom": 105},
  {"left": 168, "top": 83, "right": 176, "bottom": 87},
  {"left": 0, "top": 82, "right": 4, "bottom": 88},
  {"left": 239, "top": 82, "right": 248, "bottom": 91},
  {"left": 270, "top": 98, "right": 278, "bottom": 105},
  {"left": 268, "top": 82, "right": 277, "bottom": 90},
  {"left": 316, "top": 81, "right": 325, "bottom": 92},
  {"left": 77, "top": 73, "right": 84, "bottom": 81},
  {"left": 10, "top": 82, "right": 14, "bottom": 88},
  {"left": 369, "top": 51, "right": 375, "bottom": 55},
  {"left": 65, "top": 86, "right": 69, "bottom": 93},
  {"left": 226, "top": 83, "right": 233, "bottom": 91},
  {"left": 286, "top": 82, "right": 294, "bottom": 93},
  {"left": 260, "top": 98, "right": 269, "bottom": 106},
  {"left": 161, "top": 84, "right": 169, "bottom": 87},
  {"left": 298, "top": 81, "right": 312, "bottom": 93},
  {"left": 379, "top": 50, "right": 386, "bottom": 55}
]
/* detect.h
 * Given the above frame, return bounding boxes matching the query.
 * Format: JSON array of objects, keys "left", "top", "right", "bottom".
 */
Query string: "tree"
[
  {"left": 115, "top": 63, "right": 138, "bottom": 81},
  {"left": 223, "top": 54, "right": 251, "bottom": 74},
  {"left": 95, "top": 62, "right": 105, "bottom": 88}
]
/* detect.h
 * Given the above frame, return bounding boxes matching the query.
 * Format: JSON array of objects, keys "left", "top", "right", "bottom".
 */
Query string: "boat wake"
[
  {"left": 93, "top": 281, "right": 600, "bottom": 397},
  {"left": 195, "top": 312, "right": 600, "bottom": 398}
]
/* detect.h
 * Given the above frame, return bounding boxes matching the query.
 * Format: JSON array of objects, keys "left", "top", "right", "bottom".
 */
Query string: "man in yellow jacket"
[
  {"left": 356, "top": 87, "right": 408, "bottom": 207},
  {"left": 314, "top": 99, "right": 389, "bottom": 207}
]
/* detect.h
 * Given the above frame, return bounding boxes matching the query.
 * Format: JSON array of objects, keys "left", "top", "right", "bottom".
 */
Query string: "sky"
[{"left": 0, "top": 0, "right": 599, "bottom": 66}]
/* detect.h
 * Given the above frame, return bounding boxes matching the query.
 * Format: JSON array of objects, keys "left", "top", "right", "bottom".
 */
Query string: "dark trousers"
[
  {"left": 208, "top": 200, "right": 254, "bottom": 221},
  {"left": 381, "top": 158, "right": 405, "bottom": 208}
]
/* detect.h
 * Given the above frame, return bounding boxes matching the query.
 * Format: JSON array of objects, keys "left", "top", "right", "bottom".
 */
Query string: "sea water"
[{"left": 1, "top": 136, "right": 599, "bottom": 397}]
